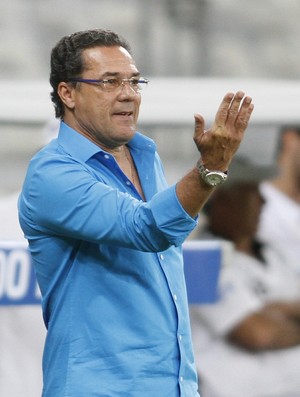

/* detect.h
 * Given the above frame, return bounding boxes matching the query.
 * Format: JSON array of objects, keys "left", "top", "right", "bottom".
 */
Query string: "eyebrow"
[{"left": 100, "top": 71, "right": 141, "bottom": 78}]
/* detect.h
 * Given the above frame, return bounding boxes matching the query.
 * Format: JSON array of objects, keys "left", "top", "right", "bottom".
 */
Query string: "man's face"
[{"left": 60, "top": 46, "right": 142, "bottom": 150}]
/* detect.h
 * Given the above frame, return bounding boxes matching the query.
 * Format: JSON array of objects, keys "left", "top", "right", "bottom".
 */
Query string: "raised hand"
[{"left": 193, "top": 91, "right": 254, "bottom": 171}]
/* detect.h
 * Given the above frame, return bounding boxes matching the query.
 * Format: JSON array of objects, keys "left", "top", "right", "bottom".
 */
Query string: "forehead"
[{"left": 82, "top": 46, "right": 139, "bottom": 75}]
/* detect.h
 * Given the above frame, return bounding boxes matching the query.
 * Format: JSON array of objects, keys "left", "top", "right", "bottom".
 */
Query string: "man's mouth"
[{"left": 114, "top": 112, "right": 133, "bottom": 116}]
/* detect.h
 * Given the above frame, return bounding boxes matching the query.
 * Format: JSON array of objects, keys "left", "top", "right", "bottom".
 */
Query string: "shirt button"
[
  {"left": 180, "top": 376, "right": 184, "bottom": 383},
  {"left": 126, "top": 181, "right": 131, "bottom": 185},
  {"left": 173, "top": 294, "right": 177, "bottom": 301},
  {"left": 178, "top": 334, "right": 182, "bottom": 341},
  {"left": 104, "top": 154, "right": 110, "bottom": 159},
  {"left": 160, "top": 254, "right": 164, "bottom": 260}
]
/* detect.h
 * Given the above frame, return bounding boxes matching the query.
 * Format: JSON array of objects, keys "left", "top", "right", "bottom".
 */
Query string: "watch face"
[
  {"left": 206, "top": 171, "right": 227, "bottom": 186},
  {"left": 197, "top": 161, "right": 228, "bottom": 186}
]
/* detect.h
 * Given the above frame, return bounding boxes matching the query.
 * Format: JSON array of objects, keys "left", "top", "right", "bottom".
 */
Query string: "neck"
[
  {"left": 235, "top": 237, "right": 255, "bottom": 257},
  {"left": 116, "top": 145, "right": 145, "bottom": 200}
]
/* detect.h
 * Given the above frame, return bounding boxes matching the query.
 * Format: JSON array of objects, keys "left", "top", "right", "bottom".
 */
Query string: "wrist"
[{"left": 197, "top": 159, "right": 228, "bottom": 187}]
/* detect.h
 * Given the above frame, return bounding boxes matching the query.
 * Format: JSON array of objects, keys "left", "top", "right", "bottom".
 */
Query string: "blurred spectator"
[
  {"left": 257, "top": 125, "right": 300, "bottom": 276},
  {"left": 189, "top": 157, "right": 300, "bottom": 397},
  {"left": 0, "top": 192, "right": 24, "bottom": 240},
  {"left": 0, "top": 119, "right": 58, "bottom": 397},
  {"left": 0, "top": 119, "right": 58, "bottom": 240}
]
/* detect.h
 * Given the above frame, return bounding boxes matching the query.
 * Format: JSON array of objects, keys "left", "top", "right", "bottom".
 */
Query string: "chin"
[{"left": 120, "top": 127, "right": 136, "bottom": 139}]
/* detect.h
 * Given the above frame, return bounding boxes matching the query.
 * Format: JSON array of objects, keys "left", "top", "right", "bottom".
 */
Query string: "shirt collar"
[{"left": 57, "top": 121, "right": 156, "bottom": 163}]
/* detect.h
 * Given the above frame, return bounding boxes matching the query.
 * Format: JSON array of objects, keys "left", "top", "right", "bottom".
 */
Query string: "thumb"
[{"left": 194, "top": 113, "right": 205, "bottom": 140}]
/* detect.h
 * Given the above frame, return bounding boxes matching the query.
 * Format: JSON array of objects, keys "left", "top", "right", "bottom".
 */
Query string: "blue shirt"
[{"left": 18, "top": 122, "right": 200, "bottom": 397}]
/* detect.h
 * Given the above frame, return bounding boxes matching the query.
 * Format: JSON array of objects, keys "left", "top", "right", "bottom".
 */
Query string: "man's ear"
[{"left": 57, "top": 82, "right": 76, "bottom": 111}]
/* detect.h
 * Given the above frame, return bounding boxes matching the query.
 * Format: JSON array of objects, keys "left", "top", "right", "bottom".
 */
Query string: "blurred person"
[
  {"left": 189, "top": 157, "right": 300, "bottom": 397},
  {"left": 18, "top": 28, "right": 253, "bottom": 397},
  {"left": 257, "top": 124, "right": 300, "bottom": 276},
  {"left": 0, "top": 119, "right": 58, "bottom": 397},
  {"left": 0, "top": 192, "right": 24, "bottom": 241},
  {"left": 0, "top": 119, "right": 58, "bottom": 241}
]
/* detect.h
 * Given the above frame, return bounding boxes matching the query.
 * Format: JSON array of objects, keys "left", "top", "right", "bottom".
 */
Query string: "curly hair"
[{"left": 49, "top": 29, "right": 132, "bottom": 118}]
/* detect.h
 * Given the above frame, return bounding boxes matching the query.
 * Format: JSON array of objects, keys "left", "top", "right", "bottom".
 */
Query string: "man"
[
  {"left": 257, "top": 125, "right": 300, "bottom": 277},
  {"left": 18, "top": 29, "right": 253, "bottom": 397}
]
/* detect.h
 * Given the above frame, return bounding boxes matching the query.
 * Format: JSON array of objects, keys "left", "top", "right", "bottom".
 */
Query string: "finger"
[
  {"left": 235, "top": 99, "right": 254, "bottom": 131},
  {"left": 193, "top": 113, "right": 205, "bottom": 138},
  {"left": 226, "top": 91, "right": 246, "bottom": 124},
  {"left": 193, "top": 113, "right": 206, "bottom": 149},
  {"left": 214, "top": 92, "right": 237, "bottom": 126}
]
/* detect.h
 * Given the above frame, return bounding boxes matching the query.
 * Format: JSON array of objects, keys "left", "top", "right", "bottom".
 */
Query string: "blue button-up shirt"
[{"left": 18, "top": 122, "right": 200, "bottom": 397}]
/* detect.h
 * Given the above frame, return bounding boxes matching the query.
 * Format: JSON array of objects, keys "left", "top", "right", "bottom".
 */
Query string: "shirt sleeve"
[
  {"left": 19, "top": 155, "right": 197, "bottom": 252},
  {"left": 148, "top": 184, "right": 198, "bottom": 246}
]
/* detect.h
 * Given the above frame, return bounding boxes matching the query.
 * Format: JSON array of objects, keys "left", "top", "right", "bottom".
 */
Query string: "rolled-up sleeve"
[{"left": 148, "top": 184, "right": 198, "bottom": 247}]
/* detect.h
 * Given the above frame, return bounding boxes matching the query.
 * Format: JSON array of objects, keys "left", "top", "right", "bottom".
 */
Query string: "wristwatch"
[{"left": 197, "top": 160, "right": 228, "bottom": 187}]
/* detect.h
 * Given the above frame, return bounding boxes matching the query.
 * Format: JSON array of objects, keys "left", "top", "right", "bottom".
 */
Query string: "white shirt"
[
  {"left": 0, "top": 192, "right": 25, "bottom": 241},
  {"left": 0, "top": 193, "right": 45, "bottom": 397},
  {"left": 0, "top": 122, "right": 58, "bottom": 397},
  {"left": 190, "top": 245, "right": 300, "bottom": 397},
  {"left": 257, "top": 181, "right": 300, "bottom": 276}
]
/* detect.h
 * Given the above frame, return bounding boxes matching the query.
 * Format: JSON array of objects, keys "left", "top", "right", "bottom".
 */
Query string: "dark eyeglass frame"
[{"left": 68, "top": 77, "right": 149, "bottom": 92}]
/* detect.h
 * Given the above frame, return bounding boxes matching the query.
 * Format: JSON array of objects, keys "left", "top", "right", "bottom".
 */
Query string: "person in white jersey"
[
  {"left": 0, "top": 120, "right": 58, "bottom": 397},
  {"left": 190, "top": 157, "right": 300, "bottom": 397},
  {"left": 256, "top": 124, "right": 300, "bottom": 277}
]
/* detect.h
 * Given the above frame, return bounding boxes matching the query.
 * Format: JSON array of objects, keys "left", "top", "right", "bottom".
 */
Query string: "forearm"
[
  {"left": 176, "top": 165, "right": 215, "bottom": 218},
  {"left": 228, "top": 307, "right": 300, "bottom": 351},
  {"left": 259, "top": 317, "right": 300, "bottom": 350},
  {"left": 265, "top": 301, "right": 300, "bottom": 322}
]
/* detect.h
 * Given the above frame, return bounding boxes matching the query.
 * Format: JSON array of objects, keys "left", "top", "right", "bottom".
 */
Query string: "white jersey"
[
  {"left": 257, "top": 181, "right": 300, "bottom": 276},
  {"left": 0, "top": 192, "right": 25, "bottom": 241},
  {"left": 0, "top": 193, "right": 45, "bottom": 397},
  {"left": 190, "top": 245, "right": 300, "bottom": 397}
]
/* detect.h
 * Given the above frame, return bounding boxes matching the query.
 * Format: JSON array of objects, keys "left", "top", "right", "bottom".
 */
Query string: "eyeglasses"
[{"left": 68, "top": 77, "right": 149, "bottom": 92}]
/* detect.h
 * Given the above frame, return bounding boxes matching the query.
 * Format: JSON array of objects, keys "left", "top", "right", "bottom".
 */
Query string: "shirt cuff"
[{"left": 149, "top": 185, "right": 198, "bottom": 246}]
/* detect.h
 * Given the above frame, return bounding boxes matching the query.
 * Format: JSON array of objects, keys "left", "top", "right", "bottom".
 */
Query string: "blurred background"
[
  {"left": 1, "top": 0, "right": 300, "bottom": 195},
  {"left": 1, "top": 3, "right": 300, "bottom": 396}
]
